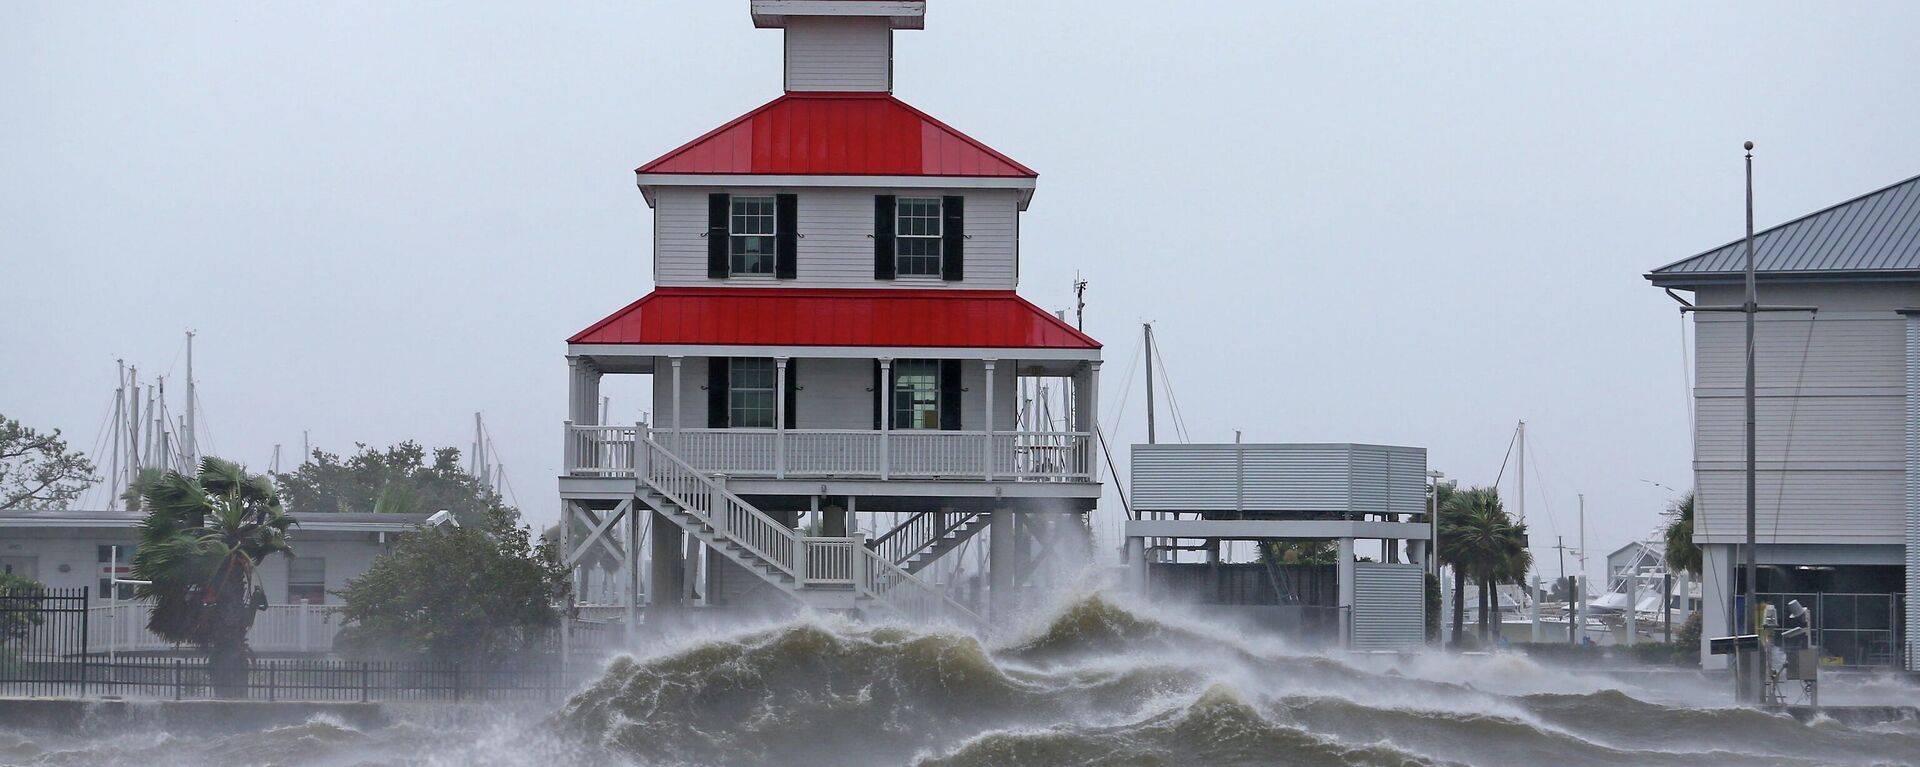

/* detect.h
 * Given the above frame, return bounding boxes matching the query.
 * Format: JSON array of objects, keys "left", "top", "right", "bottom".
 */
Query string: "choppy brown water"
[{"left": 4, "top": 593, "right": 1917, "bottom": 766}]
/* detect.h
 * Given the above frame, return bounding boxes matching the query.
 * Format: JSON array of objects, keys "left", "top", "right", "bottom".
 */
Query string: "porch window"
[
  {"left": 728, "top": 358, "right": 777, "bottom": 428},
  {"left": 730, "top": 196, "right": 776, "bottom": 274},
  {"left": 95, "top": 543, "right": 137, "bottom": 600},
  {"left": 892, "top": 359, "right": 940, "bottom": 429},
  {"left": 287, "top": 557, "right": 326, "bottom": 604},
  {"left": 895, "top": 197, "right": 942, "bottom": 276}
]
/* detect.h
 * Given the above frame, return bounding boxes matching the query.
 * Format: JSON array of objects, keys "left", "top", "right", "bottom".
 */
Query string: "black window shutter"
[
  {"left": 775, "top": 194, "right": 798, "bottom": 279},
  {"left": 708, "top": 193, "right": 731, "bottom": 279},
  {"left": 873, "top": 195, "right": 896, "bottom": 280},
  {"left": 939, "top": 360, "right": 962, "bottom": 431},
  {"left": 941, "top": 195, "right": 964, "bottom": 282},
  {"left": 707, "top": 358, "right": 729, "bottom": 428},
  {"left": 872, "top": 360, "right": 884, "bottom": 430},
  {"left": 783, "top": 359, "right": 798, "bottom": 430}
]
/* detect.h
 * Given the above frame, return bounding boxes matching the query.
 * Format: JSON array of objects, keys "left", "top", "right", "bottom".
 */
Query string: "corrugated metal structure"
[
  {"left": 1350, "top": 563, "right": 1427, "bottom": 651},
  {"left": 1647, "top": 173, "right": 1920, "bottom": 286},
  {"left": 569, "top": 287, "right": 1100, "bottom": 349},
  {"left": 635, "top": 92, "right": 1037, "bottom": 178},
  {"left": 1130, "top": 443, "right": 1427, "bottom": 516}
]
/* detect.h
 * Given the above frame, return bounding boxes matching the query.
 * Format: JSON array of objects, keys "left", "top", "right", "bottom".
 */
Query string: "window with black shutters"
[
  {"left": 730, "top": 196, "right": 777, "bottom": 274},
  {"left": 728, "top": 358, "right": 777, "bottom": 428},
  {"left": 891, "top": 359, "right": 941, "bottom": 429},
  {"left": 895, "top": 197, "right": 943, "bottom": 276}
]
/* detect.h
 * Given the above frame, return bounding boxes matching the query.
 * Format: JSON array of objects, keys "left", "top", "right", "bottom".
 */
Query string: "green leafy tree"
[
  {"left": 1663, "top": 493, "right": 1700, "bottom": 575},
  {"left": 334, "top": 507, "right": 567, "bottom": 667},
  {"left": 0, "top": 414, "right": 97, "bottom": 510},
  {"left": 1, "top": 572, "right": 47, "bottom": 644},
  {"left": 121, "top": 466, "right": 166, "bottom": 511},
  {"left": 131, "top": 458, "right": 296, "bottom": 697},
  {"left": 1260, "top": 539, "right": 1338, "bottom": 566},
  {"left": 276, "top": 442, "right": 513, "bottom": 527}
]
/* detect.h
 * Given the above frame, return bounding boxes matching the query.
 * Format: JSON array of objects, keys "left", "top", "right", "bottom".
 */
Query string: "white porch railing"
[
  {"left": 566, "top": 422, "right": 1094, "bottom": 483},
  {"left": 89, "top": 602, "right": 344, "bottom": 654},
  {"left": 564, "top": 424, "right": 638, "bottom": 477}
]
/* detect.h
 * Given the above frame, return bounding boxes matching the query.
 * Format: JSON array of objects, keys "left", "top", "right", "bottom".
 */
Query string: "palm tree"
[
  {"left": 1438, "top": 486, "right": 1531, "bottom": 645},
  {"left": 1663, "top": 493, "right": 1700, "bottom": 575},
  {"left": 131, "top": 457, "right": 296, "bottom": 697}
]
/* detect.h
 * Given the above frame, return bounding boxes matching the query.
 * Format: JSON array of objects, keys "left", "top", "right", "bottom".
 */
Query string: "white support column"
[
  {"left": 1624, "top": 570, "right": 1638, "bottom": 647},
  {"left": 775, "top": 357, "right": 788, "bottom": 480},
  {"left": 1080, "top": 361, "right": 1101, "bottom": 480},
  {"left": 989, "top": 510, "right": 1015, "bottom": 620},
  {"left": 1530, "top": 575, "right": 1543, "bottom": 643},
  {"left": 559, "top": 499, "right": 574, "bottom": 663},
  {"left": 670, "top": 356, "right": 685, "bottom": 450},
  {"left": 878, "top": 358, "right": 892, "bottom": 480},
  {"left": 626, "top": 499, "right": 641, "bottom": 643},
  {"left": 983, "top": 359, "right": 996, "bottom": 481},
  {"left": 1125, "top": 535, "right": 1147, "bottom": 593},
  {"left": 1338, "top": 537, "right": 1355, "bottom": 650}
]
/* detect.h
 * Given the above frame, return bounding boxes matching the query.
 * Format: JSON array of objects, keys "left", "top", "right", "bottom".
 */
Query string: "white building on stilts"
[{"left": 558, "top": 0, "right": 1101, "bottom": 632}]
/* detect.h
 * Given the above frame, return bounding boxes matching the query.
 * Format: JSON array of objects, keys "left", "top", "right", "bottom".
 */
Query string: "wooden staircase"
[
  {"left": 869, "top": 510, "right": 991, "bottom": 574},
  {"left": 634, "top": 434, "right": 983, "bottom": 626}
]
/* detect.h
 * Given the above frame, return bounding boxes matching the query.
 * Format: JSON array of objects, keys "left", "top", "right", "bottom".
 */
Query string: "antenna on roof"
[{"left": 1073, "top": 274, "right": 1088, "bottom": 331}]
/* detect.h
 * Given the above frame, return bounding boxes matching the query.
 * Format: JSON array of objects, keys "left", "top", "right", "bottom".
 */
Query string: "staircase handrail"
[
  {"left": 639, "top": 434, "right": 799, "bottom": 578},
  {"left": 867, "top": 510, "right": 983, "bottom": 567},
  {"left": 857, "top": 546, "right": 987, "bottom": 629}
]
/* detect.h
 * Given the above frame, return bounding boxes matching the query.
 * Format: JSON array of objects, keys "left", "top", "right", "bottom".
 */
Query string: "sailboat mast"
[
  {"left": 1143, "top": 323, "right": 1157, "bottom": 445},
  {"left": 108, "top": 361, "right": 125, "bottom": 504},
  {"left": 127, "top": 368, "right": 142, "bottom": 479},
  {"left": 1516, "top": 420, "right": 1526, "bottom": 526},
  {"left": 184, "top": 331, "right": 196, "bottom": 467}
]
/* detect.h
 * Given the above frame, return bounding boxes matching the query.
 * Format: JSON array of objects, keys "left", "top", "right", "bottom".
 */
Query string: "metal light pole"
[
  {"left": 1428, "top": 469, "right": 1446, "bottom": 646},
  {"left": 1678, "top": 142, "right": 1815, "bottom": 702}
]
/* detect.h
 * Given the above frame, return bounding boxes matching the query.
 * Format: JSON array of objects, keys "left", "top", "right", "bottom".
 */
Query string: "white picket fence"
[{"left": 89, "top": 602, "right": 345, "bottom": 654}]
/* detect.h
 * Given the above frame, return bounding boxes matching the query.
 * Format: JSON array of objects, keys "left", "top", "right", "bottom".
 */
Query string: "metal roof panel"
[
  {"left": 636, "top": 92, "right": 1036, "bottom": 178},
  {"left": 1647, "top": 172, "right": 1920, "bottom": 284},
  {"left": 569, "top": 288, "right": 1100, "bottom": 349}
]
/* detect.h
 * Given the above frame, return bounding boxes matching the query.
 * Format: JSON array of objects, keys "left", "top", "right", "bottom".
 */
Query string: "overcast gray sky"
[{"left": 7, "top": 1, "right": 1919, "bottom": 581}]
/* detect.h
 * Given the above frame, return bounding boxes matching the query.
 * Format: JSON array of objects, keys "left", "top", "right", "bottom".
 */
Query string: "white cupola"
[{"left": 750, "top": 0, "right": 926, "bottom": 93}]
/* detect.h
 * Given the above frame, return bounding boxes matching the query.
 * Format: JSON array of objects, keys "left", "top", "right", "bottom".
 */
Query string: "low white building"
[{"left": 0, "top": 509, "right": 428, "bottom": 654}]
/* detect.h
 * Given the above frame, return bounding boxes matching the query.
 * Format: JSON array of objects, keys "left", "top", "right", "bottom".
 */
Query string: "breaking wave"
[{"left": 3, "top": 593, "right": 1915, "bottom": 766}]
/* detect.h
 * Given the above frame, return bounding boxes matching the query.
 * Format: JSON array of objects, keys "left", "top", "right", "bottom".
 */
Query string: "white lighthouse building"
[{"left": 558, "top": 1, "right": 1102, "bottom": 627}]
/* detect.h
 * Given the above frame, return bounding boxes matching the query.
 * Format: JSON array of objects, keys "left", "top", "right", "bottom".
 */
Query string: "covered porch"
[{"left": 562, "top": 350, "right": 1099, "bottom": 487}]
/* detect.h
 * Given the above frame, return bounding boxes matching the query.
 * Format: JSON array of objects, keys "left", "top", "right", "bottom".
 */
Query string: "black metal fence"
[{"left": 2, "top": 587, "right": 571, "bottom": 701}]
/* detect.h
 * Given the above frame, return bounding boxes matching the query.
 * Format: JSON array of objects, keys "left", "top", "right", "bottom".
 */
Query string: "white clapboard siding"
[
  {"left": 650, "top": 356, "right": 1017, "bottom": 432},
  {"left": 784, "top": 17, "right": 892, "bottom": 92},
  {"left": 654, "top": 187, "right": 1020, "bottom": 290}
]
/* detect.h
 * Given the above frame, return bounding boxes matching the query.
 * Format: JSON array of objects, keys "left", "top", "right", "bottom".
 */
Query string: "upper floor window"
[
  {"left": 710, "top": 193, "right": 794, "bottom": 279},
  {"left": 730, "top": 196, "right": 777, "bottom": 275},
  {"left": 728, "top": 358, "right": 777, "bottom": 428},
  {"left": 895, "top": 197, "right": 943, "bottom": 277}
]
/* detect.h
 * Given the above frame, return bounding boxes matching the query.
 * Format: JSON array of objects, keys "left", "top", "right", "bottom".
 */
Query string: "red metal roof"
[
  {"left": 635, "top": 93, "right": 1037, "bottom": 178},
  {"left": 570, "top": 288, "right": 1098, "bottom": 349}
]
